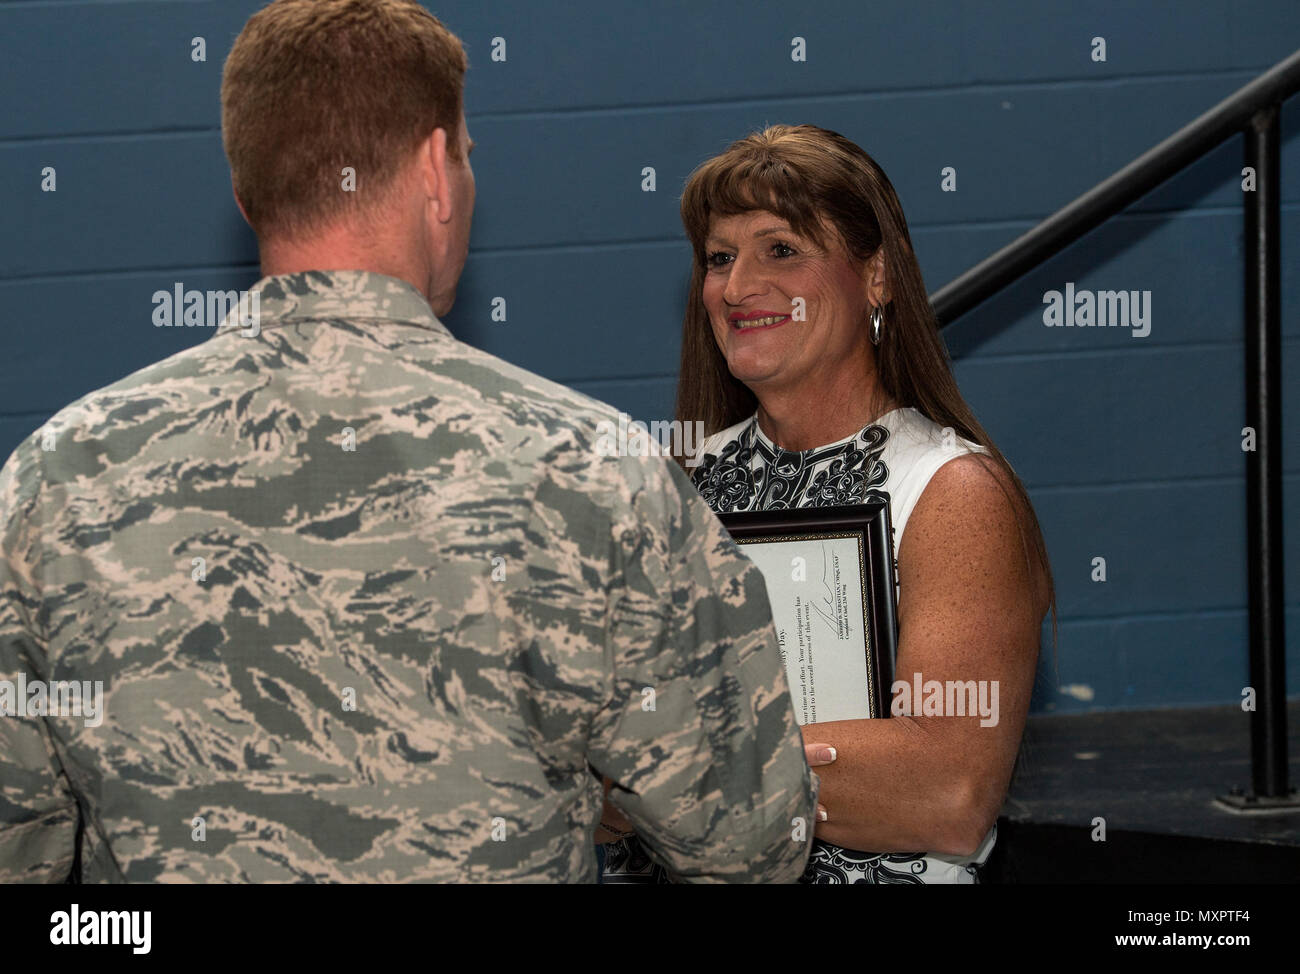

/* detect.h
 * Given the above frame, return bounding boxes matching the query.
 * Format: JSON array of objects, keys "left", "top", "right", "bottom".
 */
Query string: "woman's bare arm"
[{"left": 803, "top": 454, "right": 1049, "bottom": 855}]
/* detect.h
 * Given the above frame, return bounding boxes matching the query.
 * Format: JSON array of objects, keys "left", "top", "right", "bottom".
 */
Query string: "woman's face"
[{"left": 702, "top": 210, "right": 879, "bottom": 399}]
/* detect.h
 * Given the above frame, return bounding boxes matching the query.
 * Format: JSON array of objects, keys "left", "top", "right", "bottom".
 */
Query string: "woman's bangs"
[{"left": 689, "top": 157, "right": 824, "bottom": 255}]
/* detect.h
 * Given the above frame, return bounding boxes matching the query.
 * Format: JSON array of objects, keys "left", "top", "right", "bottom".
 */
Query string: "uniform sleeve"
[
  {"left": 0, "top": 444, "right": 80, "bottom": 883},
  {"left": 587, "top": 456, "right": 817, "bottom": 883}
]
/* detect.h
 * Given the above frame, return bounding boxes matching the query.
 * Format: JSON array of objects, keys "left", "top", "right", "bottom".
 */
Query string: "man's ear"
[
  {"left": 419, "top": 127, "right": 454, "bottom": 226},
  {"left": 231, "top": 176, "right": 252, "bottom": 227}
]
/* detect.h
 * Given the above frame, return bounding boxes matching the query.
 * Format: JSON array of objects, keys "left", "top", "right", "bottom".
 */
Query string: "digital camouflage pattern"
[{"left": 0, "top": 270, "right": 816, "bottom": 883}]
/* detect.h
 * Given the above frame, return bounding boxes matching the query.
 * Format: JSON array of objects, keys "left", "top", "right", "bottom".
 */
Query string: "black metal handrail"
[{"left": 930, "top": 49, "right": 1300, "bottom": 809}]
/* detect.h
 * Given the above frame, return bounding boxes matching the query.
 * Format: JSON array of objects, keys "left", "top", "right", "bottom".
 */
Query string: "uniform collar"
[{"left": 218, "top": 270, "right": 452, "bottom": 337}]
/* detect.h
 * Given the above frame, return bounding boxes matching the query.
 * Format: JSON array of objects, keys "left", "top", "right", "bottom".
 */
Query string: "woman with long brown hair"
[{"left": 601, "top": 124, "right": 1053, "bottom": 884}]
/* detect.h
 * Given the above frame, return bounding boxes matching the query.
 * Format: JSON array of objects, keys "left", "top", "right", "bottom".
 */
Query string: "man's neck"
[{"left": 260, "top": 227, "right": 430, "bottom": 305}]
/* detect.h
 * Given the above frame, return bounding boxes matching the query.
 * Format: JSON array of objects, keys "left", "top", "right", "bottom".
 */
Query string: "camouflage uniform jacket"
[{"left": 0, "top": 270, "right": 816, "bottom": 883}]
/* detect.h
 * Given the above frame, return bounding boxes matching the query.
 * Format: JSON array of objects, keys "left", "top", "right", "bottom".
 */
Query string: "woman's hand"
[
  {"left": 595, "top": 776, "right": 636, "bottom": 844},
  {"left": 801, "top": 729, "right": 837, "bottom": 824}
]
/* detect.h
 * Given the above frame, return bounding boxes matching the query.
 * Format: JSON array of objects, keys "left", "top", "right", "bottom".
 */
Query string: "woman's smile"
[{"left": 730, "top": 309, "right": 792, "bottom": 331}]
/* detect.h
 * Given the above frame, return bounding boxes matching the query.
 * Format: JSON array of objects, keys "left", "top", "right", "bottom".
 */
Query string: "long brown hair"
[{"left": 675, "top": 124, "right": 1055, "bottom": 632}]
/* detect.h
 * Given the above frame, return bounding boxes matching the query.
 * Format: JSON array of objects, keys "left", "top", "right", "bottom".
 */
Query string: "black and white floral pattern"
[
  {"left": 801, "top": 843, "right": 928, "bottom": 884},
  {"left": 692, "top": 417, "right": 890, "bottom": 512}
]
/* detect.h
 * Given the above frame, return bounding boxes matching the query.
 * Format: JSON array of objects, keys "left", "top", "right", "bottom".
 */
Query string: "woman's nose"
[{"left": 722, "top": 255, "right": 766, "bottom": 306}]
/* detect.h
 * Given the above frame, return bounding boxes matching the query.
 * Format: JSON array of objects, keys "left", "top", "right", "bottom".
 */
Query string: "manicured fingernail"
[
  {"left": 817, "top": 747, "right": 836, "bottom": 763},
  {"left": 817, "top": 807, "right": 828, "bottom": 822}
]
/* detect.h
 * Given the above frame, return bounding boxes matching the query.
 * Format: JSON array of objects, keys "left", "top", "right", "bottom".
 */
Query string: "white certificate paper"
[{"left": 737, "top": 535, "right": 874, "bottom": 725}]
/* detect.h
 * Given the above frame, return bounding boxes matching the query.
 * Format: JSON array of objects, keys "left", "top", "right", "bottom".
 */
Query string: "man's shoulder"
[
  {"left": 4, "top": 340, "right": 226, "bottom": 471},
  {"left": 1, "top": 313, "right": 679, "bottom": 521},
  {"left": 433, "top": 341, "right": 680, "bottom": 489},
  {"left": 441, "top": 346, "right": 719, "bottom": 533},
  {"left": 443, "top": 340, "right": 621, "bottom": 437}
]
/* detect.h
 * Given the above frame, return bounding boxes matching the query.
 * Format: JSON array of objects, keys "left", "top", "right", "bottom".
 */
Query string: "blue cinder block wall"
[{"left": 1, "top": 1, "right": 1297, "bottom": 713}]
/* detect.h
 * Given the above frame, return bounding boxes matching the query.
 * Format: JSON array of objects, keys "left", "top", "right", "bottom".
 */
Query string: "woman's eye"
[
  {"left": 706, "top": 251, "right": 733, "bottom": 268},
  {"left": 772, "top": 242, "right": 795, "bottom": 258}
]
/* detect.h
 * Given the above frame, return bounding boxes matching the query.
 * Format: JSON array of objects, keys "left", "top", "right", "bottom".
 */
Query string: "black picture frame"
[{"left": 718, "top": 501, "right": 898, "bottom": 719}]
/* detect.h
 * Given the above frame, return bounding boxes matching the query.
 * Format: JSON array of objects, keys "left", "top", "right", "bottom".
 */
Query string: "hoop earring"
[{"left": 869, "top": 304, "right": 883, "bottom": 345}]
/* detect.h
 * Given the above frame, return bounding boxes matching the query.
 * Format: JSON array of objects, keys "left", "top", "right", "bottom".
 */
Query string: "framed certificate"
[{"left": 719, "top": 503, "right": 898, "bottom": 724}]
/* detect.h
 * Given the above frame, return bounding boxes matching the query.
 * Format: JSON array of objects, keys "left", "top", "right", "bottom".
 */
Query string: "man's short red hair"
[{"left": 221, "top": 0, "right": 468, "bottom": 240}]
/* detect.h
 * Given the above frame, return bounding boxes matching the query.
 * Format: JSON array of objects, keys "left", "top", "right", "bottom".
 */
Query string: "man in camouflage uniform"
[{"left": 0, "top": 0, "right": 815, "bottom": 882}]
